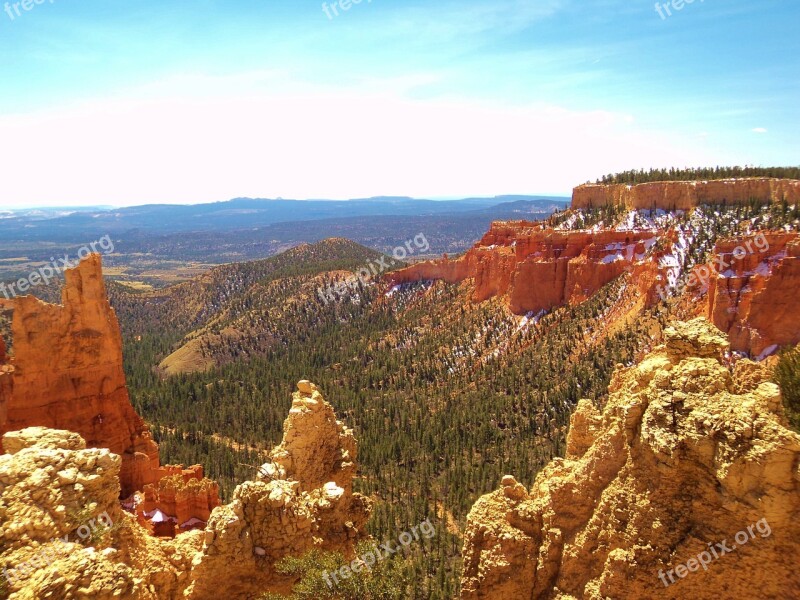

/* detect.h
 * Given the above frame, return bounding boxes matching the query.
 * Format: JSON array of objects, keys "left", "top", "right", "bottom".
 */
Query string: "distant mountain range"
[
  {"left": 0, "top": 195, "right": 568, "bottom": 286},
  {"left": 0, "top": 196, "right": 569, "bottom": 242}
]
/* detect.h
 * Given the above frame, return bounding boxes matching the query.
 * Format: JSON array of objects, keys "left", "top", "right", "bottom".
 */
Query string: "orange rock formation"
[
  {"left": 389, "top": 219, "right": 800, "bottom": 360},
  {"left": 572, "top": 178, "right": 800, "bottom": 211},
  {"left": 137, "top": 465, "right": 222, "bottom": 535},
  {"left": 0, "top": 336, "right": 9, "bottom": 430},
  {"left": 388, "top": 221, "right": 662, "bottom": 314},
  {"left": 706, "top": 233, "right": 800, "bottom": 357},
  {"left": 0, "top": 255, "right": 221, "bottom": 522}
]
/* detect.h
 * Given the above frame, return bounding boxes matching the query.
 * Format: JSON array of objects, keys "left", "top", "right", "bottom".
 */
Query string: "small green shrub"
[
  {"left": 260, "top": 542, "right": 410, "bottom": 600},
  {"left": 775, "top": 345, "right": 800, "bottom": 431},
  {"left": 65, "top": 507, "right": 124, "bottom": 549}
]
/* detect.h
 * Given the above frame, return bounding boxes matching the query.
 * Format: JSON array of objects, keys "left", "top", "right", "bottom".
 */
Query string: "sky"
[{"left": 0, "top": 0, "right": 797, "bottom": 208}]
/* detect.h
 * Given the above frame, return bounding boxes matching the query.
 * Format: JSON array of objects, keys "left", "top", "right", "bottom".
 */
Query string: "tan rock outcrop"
[
  {"left": 460, "top": 319, "right": 800, "bottom": 599},
  {"left": 184, "top": 380, "right": 371, "bottom": 599},
  {"left": 0, "top": 427, "right": 147, "bottom": 599},
  {"left": 267, "top": 380, "right": 358, "bottom": 493},
  {"left": 0, "top": 382, "right": 371, "bottom": 600},
  {"left": 572, "top": 178, "right": 800, "bottom": 210}
]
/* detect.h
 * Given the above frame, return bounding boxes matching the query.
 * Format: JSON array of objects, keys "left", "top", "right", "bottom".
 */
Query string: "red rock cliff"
[
  {"left": 572, "top": 178, "right": 800, "bottom": 211},
  {"left": 389, "top": 220, "right": 800, "bottom": 360},
  {"left": 0, "top": 336, "right": 10, "bottom": 430},
  {"left": 0, "top": 254, "right": 219, "bottom": 517},
  {"left": 388, "top": 221, "right": 663, "bottom": 314}
]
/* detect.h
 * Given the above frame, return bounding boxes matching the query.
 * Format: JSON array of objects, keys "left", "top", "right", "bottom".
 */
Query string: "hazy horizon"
[{"left": 0, "top": 193, "right": 573, "bottom": 212}]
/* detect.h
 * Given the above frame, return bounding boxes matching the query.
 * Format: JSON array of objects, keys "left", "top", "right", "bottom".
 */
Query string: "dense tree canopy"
[{"left": 595, "top": 166, "right": 800, "bottom": 185}]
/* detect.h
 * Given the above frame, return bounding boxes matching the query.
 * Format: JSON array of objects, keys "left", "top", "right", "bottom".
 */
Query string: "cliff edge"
[{"left": 572, "top": 178, "right": 800, "bottom": 211}]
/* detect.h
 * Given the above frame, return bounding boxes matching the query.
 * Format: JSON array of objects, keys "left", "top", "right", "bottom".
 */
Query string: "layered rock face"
[
  {"left": 706, "top": 233, "right": 800, "bottom": 357},
  {"left": 389, "top": 219, "right": 800, "bottom": 360},
  {"left": 573, "top": 178, "right": 800, "bottom": 210},
  {"left": 0, "top": 382, "right": 371, "bottom": 600},
  {"left": 388, "top": 221, "right": 661, "bottom": 314},
  {"left": 460, "top": 319, "right": 800, "bottom": 599}
]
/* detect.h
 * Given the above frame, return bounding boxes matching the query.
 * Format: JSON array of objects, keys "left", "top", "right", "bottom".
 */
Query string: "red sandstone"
[
  {"left": 388, "top": 221, "right": 661, "bottom": 314},
  {"left": 706, "top": 233, "right": 800, "bottom": 356}
]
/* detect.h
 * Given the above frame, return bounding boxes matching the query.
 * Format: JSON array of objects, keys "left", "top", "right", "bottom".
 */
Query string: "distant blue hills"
[{"left": 0, "top": 195, "right": 569, "bottom": 241}]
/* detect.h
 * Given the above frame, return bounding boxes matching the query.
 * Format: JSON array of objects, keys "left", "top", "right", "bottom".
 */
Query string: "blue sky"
[{"left": 0, "top": 0, "right": 797, "bottom": 207}]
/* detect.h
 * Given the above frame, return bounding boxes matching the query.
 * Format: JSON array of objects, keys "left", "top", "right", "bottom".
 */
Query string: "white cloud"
[
  {"left": 752, "top": 127, "right": 768, "bottom": 134},
  {"left": 0, "top": 79, "right": 722, "bottom": 207}
]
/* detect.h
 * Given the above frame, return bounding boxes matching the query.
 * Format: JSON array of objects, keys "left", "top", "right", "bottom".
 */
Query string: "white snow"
[
  {"left": 144, "top": 509, "right": 176, "bottom": 524},
  {"left": 180, "top": 518, "right": 205, "bottom": 529},
  {"left": 601, "top": 253, "right": 626, "bottom": 264},
  {"left": 516, "top": 310, "right": 546, "bottom": 332},
  {"left": 754, "top": 262, "right": 771, "bottom": 276},
  {"left": 757, "top": 345, "right": 779, "bottom": 361}
]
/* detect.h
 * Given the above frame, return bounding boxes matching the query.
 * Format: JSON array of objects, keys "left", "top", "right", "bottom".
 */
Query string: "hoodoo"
[
  {"left": 0, "top": 381, "right": 371, "bottom": 599},
  {"left": 0, "top": 254, "right": 220, "bottom": 524}
]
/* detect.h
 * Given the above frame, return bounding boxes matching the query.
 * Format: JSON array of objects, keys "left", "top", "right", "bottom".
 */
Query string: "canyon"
[
  {"left": 2, "top": 178, "right": 799, "bottom": 598},
  {"left": 388, "top": 180, "right": 800, "bottom": 358}
]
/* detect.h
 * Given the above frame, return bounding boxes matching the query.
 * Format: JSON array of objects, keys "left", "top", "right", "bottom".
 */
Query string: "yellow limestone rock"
[
  {"left": 0, "top": 382, "right": 371, "bottom": 600},
  {"left": 461, "top": 318, "right": 800, "bottom": 599}
]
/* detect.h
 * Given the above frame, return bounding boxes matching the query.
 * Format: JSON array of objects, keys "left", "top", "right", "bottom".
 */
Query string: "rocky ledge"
[{"left": 460, "top": 318, "right": 800, "bottom": 599}]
